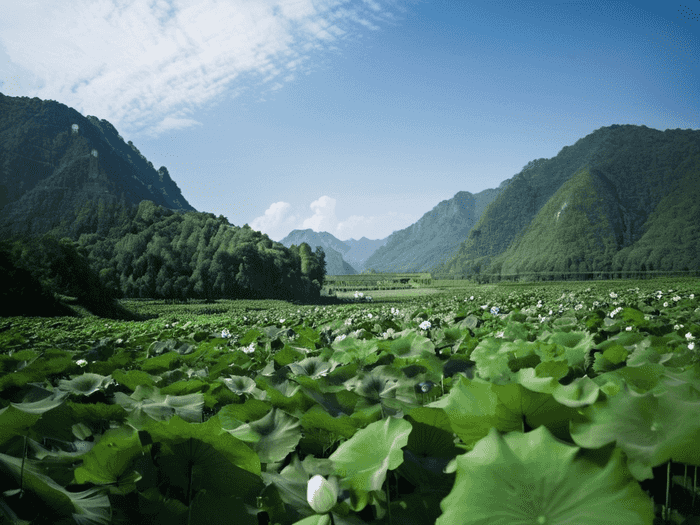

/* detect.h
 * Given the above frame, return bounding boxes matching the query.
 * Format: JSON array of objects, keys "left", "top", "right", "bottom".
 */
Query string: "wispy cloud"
[
  {"left": 252, "top": 196, "right": 416, "bottom": 241},
  {"left": 0, "top": 0, "right": 397, "bottom": 139}
]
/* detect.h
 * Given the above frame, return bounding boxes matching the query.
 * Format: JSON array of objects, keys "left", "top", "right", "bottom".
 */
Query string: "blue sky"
[{"left": 2, "top": 0, "right": 699, "bottom": 242}]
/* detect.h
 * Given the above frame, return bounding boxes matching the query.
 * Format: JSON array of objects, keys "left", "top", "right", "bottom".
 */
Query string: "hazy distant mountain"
[
  {"left": 342, "top": 237, "right": 388, "bottom": 272},
  {"left": 436, "top": 124, "right": 700, "bottom": 277},
  {"left": 362, "top": 187, "right": 506, "bottom": 272},
  {"left": 0, "top": 92, "right": 195, "bottom": 239},
  {"left": 279, "top": 229, "right": 358, "bottom": 275}
]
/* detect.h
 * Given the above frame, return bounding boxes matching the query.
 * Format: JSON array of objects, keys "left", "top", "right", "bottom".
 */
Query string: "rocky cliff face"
[{"left": 0, "top": 93, "right": 195, "bottom": 239}]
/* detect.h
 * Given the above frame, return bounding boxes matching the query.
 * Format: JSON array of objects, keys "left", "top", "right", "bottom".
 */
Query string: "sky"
[{"left": 1, "top": 0, "right": 699, "bottom": 242}]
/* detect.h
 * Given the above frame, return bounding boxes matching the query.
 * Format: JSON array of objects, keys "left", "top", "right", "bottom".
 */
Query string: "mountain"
[
  {"left": 362, "top": 187, "right": 506, "bottom": 272},
  {"left": 279, "top": 229, "right": 358, "bottom": 275},
  {"left": 0, "top": 92, "right": 195, "bottom": 239},
  {"left": 437, "top": 124, "right": 700, "bottom": 278},
  {"left": 342, "top": 236, "right": 388, "bottom": 272}
]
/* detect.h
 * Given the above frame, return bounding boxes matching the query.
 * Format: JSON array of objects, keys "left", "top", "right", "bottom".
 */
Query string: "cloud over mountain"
[{"left": 251, "top": 195, "right": 416, "bottom": 241}]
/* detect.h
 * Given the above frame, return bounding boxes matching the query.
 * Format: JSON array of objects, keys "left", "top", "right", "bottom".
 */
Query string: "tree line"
[{"left": 1, "top": 199, "right": 328, "bottom": 317}]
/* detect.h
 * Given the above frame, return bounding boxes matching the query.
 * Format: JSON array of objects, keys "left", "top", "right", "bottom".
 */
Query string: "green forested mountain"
[
  {"left": 342, "top": 237, "right": 388, "bottom": 272},
  {"left": 279, "top": 229, "right": 358, "bottom": 275},
  {"left": 0, "top": 93, "right": 195, "bottom": 239},
  {"left": 436, "top": 124, "right": 700, "bottom": 279},
  {"left": 0, "top": 93, "right": 328, "bottom": 314},
  {"left": 363, "top": 187, "right": 507, "bottom": 272}
]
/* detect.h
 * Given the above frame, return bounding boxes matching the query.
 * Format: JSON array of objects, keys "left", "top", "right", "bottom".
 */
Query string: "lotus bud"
[{"left": 307, "top": 474, "right": 338, "bottom": 514}]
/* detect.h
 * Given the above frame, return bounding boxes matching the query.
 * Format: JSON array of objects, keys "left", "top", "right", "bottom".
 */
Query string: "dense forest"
[
  {"left": 434, "top": 125, "right": 700, "bottom": 281},
  {"left": 2, "top": 199, "right": 327, "bottom": 317}
]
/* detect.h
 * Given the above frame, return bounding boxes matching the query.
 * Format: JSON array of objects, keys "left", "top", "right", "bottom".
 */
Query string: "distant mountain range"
[
  {"left": 277, "top": 230, "right": 389, "bottom": 274},
  {"left": 279, "top": 185, "right": 508, "bottom": 275},
  {"left": 0, "top": 92, "right": 195, "bottom": 239},
  {"left": 2, "top": 90, "right": 697, "bottom": 282},
  {"left": 362, "top": 185, "right": 507, "bottom": 272},
  {"left": 437, "top": 124, "right": 700, "bottom": 277},
  {"left": 280, "top": 125, "right": 700, "bottom": 278}
]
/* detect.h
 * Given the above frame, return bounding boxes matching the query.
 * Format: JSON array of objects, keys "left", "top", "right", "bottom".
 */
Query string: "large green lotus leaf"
[
  {"left": 221, "top": 374, "right": 267, "bottom": 400},
  {"left": 114, "top": 387, "right": 204, "bottom": 426},
  {"left": 491, "top": 381, "right": 584, "bottom": 441},
  {"left": 292, "top": 514, "right": 331, "bottom": 525},
  {"left": 552, "top": 375, "right": 601, "bottom": 407},
  {"left": 470, "top": 338, "right": 512, "bottom": 382},
  {"left": 571, "top": 382, "right": 700, "bottom": 480},
  {"left": 0, "top": 392, "right": 67, "bottom": 445},
  {"left": 388, "top": 332, "right": 435, "bottom": 359},
  {"left": 653, "top": 368, "right": 700, "bottom": 398},
  {"left": 515, "top": 367, "right": 561, "bottom": 394},
  {"left": 73, "top": 426, "right": 143, "bottom": 493},
  {"left": 111, "top": 368, "right": 157, "bottom": 390},
  {"left": 331, "top": 337, "right": 380, "bottom": 365},
  {"left": 428, "top": 376, "right": 581, "bottom": 447},
  {"left": 544, "top": 330, "right": 594, "bottom": 369},
  {"left": 58, "top": 373, "right": 114, "bottom": 396},
  {"left": 329, "top": 416, "right": 411, "bottom": 500},
  {"left": 221, "top": 408, "right": 302, "bottom": 464},
  {"left": 294, "top": 376, "right": 359, "bottom": 417},
  {"left": 426, "top": 376, "right": 499, "bottom": 448},
  {"left": 614, "top": 362, "right": 666, "bottom": 392},
  {"left": 288, "top": 357, "right": 338, "bottom": 379},
  {"left": 218, "top": 398, "right": 271, "bottom": 424},
  {"left": 0, "top": 451, "right": 111, "bottom": 525},
  {"left": 254, "top": 375, "right": 314, "bottom": 417},
  {"left": 343, "top": 366, "right": 407, "bottom": 403},
  {"left": 436, "top": 426, "right": 654, "bottom": 525},
  {"left": 151, "top": 438, "right": 263, "bottom": 525},
  {"left": 141, "top": 414, "right": 261, "bottom": 477},
  {"left": 301, "top": 405, "right": 360, "bottom": 440}
]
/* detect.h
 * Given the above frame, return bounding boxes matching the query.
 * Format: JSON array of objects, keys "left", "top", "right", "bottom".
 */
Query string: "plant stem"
[
  {"left": 19, "top": 434, "right": 27, "bottom": 496},
  {"left": 385, "top": 478, "right": 392, "bottom": 525},
  {"left": 187, "top": 461, "right": 193, "bottom": 525},
  {"left": 665, "top": 460, "right": 671, "bottom": 521}
]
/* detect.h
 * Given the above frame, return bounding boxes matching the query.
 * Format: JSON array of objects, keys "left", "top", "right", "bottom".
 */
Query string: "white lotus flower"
[{"left": 307, "top": 475, "right": 338, "bottom": 514}]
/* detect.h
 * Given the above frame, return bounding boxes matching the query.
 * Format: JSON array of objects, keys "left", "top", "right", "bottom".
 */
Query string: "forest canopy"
[{"left": 3, "top": 199, "right": 327, "bottom": 311}]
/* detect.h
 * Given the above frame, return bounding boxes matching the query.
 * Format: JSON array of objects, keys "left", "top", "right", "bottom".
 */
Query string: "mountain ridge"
[
  {"left": 0, "top": 92, "right": 196, "bottom": 239},
  {"left": 437, "top": 124, "right": 700, "bottom": 277}
]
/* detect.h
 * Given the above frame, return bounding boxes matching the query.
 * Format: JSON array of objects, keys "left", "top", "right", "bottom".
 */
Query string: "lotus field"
[{"left": 1, "top": 278, "right": 699, "bottom": 524}]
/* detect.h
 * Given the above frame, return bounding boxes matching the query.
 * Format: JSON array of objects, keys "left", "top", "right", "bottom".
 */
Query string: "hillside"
[
  {"left": 342, "top": 236, "right": 388, "bottom": 272},
  {"left": 436, "top": 124, "right": 700, "bottom": 278},
  {"left": 363, "top": 187, "right": 506, "bottom": 272},
  {"left": 0, "top": 93, "right": 330, "bottom": 311},
  {"left": 279, "top": 229, "right": 358, "bottom": 275},
  {"left": 0, "top": 92, "right": 195, "bottom": 239}
]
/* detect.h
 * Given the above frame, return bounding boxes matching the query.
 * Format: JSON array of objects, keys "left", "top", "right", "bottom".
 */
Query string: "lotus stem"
[
  {"left": 665, "top": 460, "right": 671, "bottom": 521},
  {"left": 19, "top": 434, "right": 27, "bottom": 495}
]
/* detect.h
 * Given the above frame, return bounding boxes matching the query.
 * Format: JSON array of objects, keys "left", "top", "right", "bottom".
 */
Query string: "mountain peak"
[{"left": 0, "top": 92, "right": 195, "bottom": 238}]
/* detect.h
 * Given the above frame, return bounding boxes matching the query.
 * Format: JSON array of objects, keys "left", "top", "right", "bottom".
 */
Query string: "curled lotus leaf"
[{"left": 58, "top": 373, "right": 114, "bottom": 396}]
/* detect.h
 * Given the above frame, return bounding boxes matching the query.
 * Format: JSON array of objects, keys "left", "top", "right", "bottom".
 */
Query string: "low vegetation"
[{"left": 1, "top": 278, "right": 698, "bottom": 524}]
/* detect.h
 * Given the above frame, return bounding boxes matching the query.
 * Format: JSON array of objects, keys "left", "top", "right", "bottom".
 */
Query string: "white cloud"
[
  {"left": 148, "top": 116, "right": 203, "bottom": 136},
  {"left": 250, "top": 201, "right": 298, "bottom": 241},
  {"left": 302, "top": 195, "right": 338, "bottom": 232},
  {"left": 0, "top": 0, "right": 397, "bottom": 139},
  {"left": 251, "top": 196, "right": 417, "bottom": 242}
]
